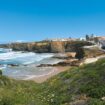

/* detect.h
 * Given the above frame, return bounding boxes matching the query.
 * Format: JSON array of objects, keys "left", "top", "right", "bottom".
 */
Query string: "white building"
[
  {"left": 79, "top": 37, "right": 86, "bottom": 41},
  {"left": 43, "top": 38, "right": 77, "bottom": 42}
]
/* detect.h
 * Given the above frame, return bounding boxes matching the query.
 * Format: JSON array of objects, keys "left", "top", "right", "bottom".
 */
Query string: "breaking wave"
[{"left": 0, "top": 49, "right": 54, "bottom": 65}]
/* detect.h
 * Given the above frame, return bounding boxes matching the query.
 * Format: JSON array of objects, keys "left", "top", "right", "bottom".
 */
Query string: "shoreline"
[
  {"left": 26, "top": 66, "right": 71, "bottom": 83},
  {"left": 24, "top": 54, "right": 105, "bottom": 83}
]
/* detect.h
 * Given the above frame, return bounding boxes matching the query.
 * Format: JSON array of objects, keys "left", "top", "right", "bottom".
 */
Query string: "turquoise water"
[{"left": 0, "top": 48, "right": 62, "bottom": 80}]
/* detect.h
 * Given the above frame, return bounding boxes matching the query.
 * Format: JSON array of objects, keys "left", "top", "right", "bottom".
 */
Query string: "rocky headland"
[
  {"left": 1, "top": 40, "right": 105, "bottom": 69},
  {"left": 0, "top": 41, "right": 94, "bottom": 68},
  {"left": 1, "top": 40, "right": 104, "bottom": 68},
  {"left": 0, "top": 40, "right": 92, "bottom": 53}
]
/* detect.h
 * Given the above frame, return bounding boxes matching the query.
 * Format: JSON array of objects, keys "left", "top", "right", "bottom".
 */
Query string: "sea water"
[{"left": 0, "top": 48, "right": 63, "bottom": 80}]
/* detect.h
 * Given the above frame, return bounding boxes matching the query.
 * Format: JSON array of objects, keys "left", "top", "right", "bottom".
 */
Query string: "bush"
[
  {"left": 88, "top": 98, "right": 105, "bottom": 105},
  {"left": 0, "top": 70, "right": 2, "bottom": 75},
  {"left": 0, "top": 97, "right": 14, "bottom": 105},
  {"left": 75, "top": 48, "right": 85, "bottom": 60}
]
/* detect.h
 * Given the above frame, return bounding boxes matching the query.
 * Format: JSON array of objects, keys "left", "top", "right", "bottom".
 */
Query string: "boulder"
[{"left": 8, "top": 64, "right": 19, "bottom": 67}]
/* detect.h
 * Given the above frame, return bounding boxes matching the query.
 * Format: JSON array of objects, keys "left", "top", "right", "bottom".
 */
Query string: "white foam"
[
  {"left": 20, "top": 53, "right": 54, "bottom": 64},
  {"left": 0, "top": 52, "right": 35, "bottom": 60},
  {"left": 0, "top": 65, "right": 7, "bottom": 69},
  {"left": 0, "top": 50, "right": 54, "bottom": 65},
  {"left": 0, "top": 52, "right": 53, "bottom": 60},
  {"left": 0, "top": 48, "right": 12, "bottom": 53}
]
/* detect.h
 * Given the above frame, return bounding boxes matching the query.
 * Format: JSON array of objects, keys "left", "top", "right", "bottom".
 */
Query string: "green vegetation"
[
  {"left": 1, "top": 59, "right": 105, "bottom": 105},
  {"left": 0, "top": 70, "right": 2, "bottom": 75}
]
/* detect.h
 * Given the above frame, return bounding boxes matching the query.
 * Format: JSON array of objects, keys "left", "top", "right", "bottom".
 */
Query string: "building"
[
  {"left": 79, "top": 37, "right": 86, "bottom": 41},
  {"left": 43, "top": 38, "right": 77, "bottom": 42}
]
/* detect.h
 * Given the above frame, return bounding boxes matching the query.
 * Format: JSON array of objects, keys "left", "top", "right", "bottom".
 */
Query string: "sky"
[{"left": 0, "top": 0, "right": 105, "bottom": 42}]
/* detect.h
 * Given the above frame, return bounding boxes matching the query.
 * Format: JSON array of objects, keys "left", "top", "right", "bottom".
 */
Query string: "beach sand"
[{"left": 27, "top": 66, "right": 71, "bottom": 83}]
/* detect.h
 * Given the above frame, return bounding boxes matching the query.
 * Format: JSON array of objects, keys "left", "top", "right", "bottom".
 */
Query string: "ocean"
[{"left": 0, "top": 48, "right": 63, "bottom": 80}]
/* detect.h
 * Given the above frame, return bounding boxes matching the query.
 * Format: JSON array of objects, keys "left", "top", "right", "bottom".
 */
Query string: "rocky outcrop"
[
  {"left": 37, "top": 59, "right": 81, "bottom": 67},
  {"left": 51, "top": 41, "right": 65, "bottom": 53},
  {"left": 0, "top": 41, "right": 94, "bottom": 60},
  {"left": 0, "top": 42, "right": 51, "bottom": 53},
  {"left": 11, "top": 42, "right": 51, "bottom": 53},
  {"left": 52, "top": 52, "right": 76, "bottom": 59},
  {"left": 84, "top": 47, "right": 105, "bottom": 58},
  {"left": 54, "top": 59, "right": 81, "bottom": 66}
]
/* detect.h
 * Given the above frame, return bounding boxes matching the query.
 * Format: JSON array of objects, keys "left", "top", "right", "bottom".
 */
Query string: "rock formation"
[
  {"left": 0, "top": 41, "right": 93, "bottom": 55},
  {"left": 51, "top": 41, "right": 65, "bottom": 53},
  {"left": 0, "top": 41, "right": 93, "bottom": 60}
]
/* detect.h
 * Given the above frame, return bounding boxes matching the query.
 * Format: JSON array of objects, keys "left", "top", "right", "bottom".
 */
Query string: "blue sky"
[{"left": 0, "top": 0, "right": 105, "bottom": 42}]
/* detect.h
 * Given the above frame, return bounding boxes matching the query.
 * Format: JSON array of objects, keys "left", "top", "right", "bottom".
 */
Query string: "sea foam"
[{"left": 0, "top": 49, "right": 54, "bottom": 65}]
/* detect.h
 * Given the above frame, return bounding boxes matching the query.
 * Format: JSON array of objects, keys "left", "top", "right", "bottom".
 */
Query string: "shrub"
[
  {"left": 88, "top": 98, "right": 105, "bottom": 105},
  {"left": 0, "top": 70, "right": 2, "bottom": 75},
  {"left": 0, "top": 97, "right": 14, "bottom": 105}
]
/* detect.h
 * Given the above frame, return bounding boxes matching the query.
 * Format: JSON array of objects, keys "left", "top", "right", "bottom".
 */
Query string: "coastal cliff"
[
  {"left": 51, "top": 41, "right": 65, "bottom": 53},
  {"left": 0, "top": 41, "right": 92, "bottom": 53}
]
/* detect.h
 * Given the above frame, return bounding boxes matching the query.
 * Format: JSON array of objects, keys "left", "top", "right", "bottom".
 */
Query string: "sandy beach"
[{"left": 27, "top": 66, "right": 71, "bottom": 83}]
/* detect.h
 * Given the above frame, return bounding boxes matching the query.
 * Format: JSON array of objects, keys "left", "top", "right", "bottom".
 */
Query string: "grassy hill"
[{"left": 1, "top": 59, "right": 105, "bottom": 105}]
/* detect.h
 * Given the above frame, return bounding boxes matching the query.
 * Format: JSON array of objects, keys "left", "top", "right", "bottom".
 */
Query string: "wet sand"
[{"left": 27, "top": 66, "right": 71, "bottom": 83}]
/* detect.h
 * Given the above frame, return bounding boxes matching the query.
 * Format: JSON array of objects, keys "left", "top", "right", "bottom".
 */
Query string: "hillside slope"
[{"left": 1, "top": 59, "right": 105, "bottom": 105}]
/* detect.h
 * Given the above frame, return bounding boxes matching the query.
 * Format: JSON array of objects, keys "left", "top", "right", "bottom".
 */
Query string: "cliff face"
[
  {"left": 0, "top": 41, "right": 92, "bottom": 53},
  {"left": 1, "top": 42, "right": 51, "bottom": 53},
  {"left": 51, "top": 41, "right": 65, "bottom": 53}
]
